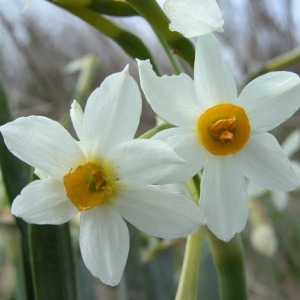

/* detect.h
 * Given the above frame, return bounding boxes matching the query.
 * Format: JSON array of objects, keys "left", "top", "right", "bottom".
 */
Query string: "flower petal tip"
[{"left": 122, "top": 64, "right": 130, "bottom": 74}]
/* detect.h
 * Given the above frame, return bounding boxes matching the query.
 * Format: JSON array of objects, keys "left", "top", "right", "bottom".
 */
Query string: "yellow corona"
[
  {"left": 63, "top": 162, "right": 118, "bottom": 211},
  {"left": 197, "top": 103, "right": 251, "bottom": 155}
]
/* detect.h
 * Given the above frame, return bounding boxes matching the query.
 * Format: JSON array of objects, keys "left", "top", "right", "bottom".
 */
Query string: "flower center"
[
  {"left": 197, "top": 103, "right": 251, "bottom": 155},
  {"left": 63, "top": 162, "right": 117, "bottom": 211}
]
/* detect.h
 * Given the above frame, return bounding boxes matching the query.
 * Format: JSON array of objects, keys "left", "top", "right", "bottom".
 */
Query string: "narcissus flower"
[
  {"left": 0, "top": 67, "right": 203, "bottom": 286},
  {"left": 138, "top": 34, "right": 300, "bottom": 241},
  {"left": 163, "top": 0, "right": 224, "bottom": 37}
]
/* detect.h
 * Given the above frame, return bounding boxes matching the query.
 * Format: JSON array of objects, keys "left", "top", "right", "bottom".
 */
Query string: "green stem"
[
  {"left": 138, "top": 123, "right": 173, "bottom": 139},
  {"left": 175, "top": 227, "right": 204, "bottom": 300},
  {"left": 245, "top": 46, "right": 300, "bottom": 84},
  {"left": 156, "top": 33, "right": 182, "bottom": 75},
  {"left": 207, "top": 230, "right": 247, "bottom": 300},
  {"left": 124, "top": 0, "right": 195, "bottom": 68}
]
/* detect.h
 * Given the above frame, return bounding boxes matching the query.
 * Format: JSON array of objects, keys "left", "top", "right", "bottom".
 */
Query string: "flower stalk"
[
  {"left": 207, "top": 230, "right": 247, "bottom": 300},
  {"left": 175, "top": 227, "right": 204, "bottom": 300},
  {"left": 245, "top": 46, "right": 300, "bottom": 84}
]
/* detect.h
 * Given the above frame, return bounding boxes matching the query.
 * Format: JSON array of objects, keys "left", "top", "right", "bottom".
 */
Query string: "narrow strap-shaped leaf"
[
  {"left": 52, "top": 0, "right": 138, "bottom": 16},
  {"left": 0, "top": 78, "right": 78, "bottom": 300},
  {"left": 0, "top": 77, "right": 36, "bottom": 300},
  {"left": 49, "top": 4, "right": 159, "bottom": 73},
  {"left": 29, "top": 224, "right": 77, "bottom": 300}
]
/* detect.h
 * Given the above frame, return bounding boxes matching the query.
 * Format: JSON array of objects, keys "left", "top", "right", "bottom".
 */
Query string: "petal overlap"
[
  {"left": 138, "top": 59, "right": 203, "bottom": 127},
  {"left": 153, "top": 127, "right": 209, "bottom": 182},
  {"left": 108, "top": 139, "right": 184, "bottom": 185},
  {"left": 114, "top": 185, "right": 202, "bottom": 239}
]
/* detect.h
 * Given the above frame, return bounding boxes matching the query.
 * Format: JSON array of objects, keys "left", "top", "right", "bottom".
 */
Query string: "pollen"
[
  {"left": 197, "top": 104, "right": 251, "bottom": 155},
  {"left": 63, "top": 162, "right": 118, "bottom": 211}
]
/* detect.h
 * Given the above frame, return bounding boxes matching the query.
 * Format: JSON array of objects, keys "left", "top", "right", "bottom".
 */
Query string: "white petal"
[
  {"left": 0, "top": 116, "right": 84, "bottom": 180},
  {"left": 138, "top": 59, "right": 203, "bottom": 127},
  {"left": 236, "top": 132, "right": 297, "bottom": 191},
  {"left": 238, "top": 72, "right": 300, "bottom": 131},
  {"left": 153, "top": 127, "right": 209, "bottom": 182},
  {"left": 282, "top": 129, "right": 300, "bottom": 158},
  {"left": 249, "top": 159, "right": 300, "bottom": 209},
  {"left": 163, "top": 0, "right": 224, "bottom": 37},
  {"left": 108, "top": 139, "right": 185, "bottom": 185},
  {"left": 70, "top": 100, "right": 84, "bottom": 140},
  {"left": 200, "top": 156, "right": 248, "bottom": 242},
  {"left": 114, "top": 185, "right": 203, "bottom": 239},
  {"left": 194, "top": 34, "right": 237, "bottom": 109},
  {"left": 11, "top": 179, "right": 77, "bottom": 224},
  {"left": 83, "top": 66, "right": 141, "bottom": 158},
  {"left": 291, "top": 160, "right": 300, "bottom": 188},
  {"left": 271, "top": 191, "right": 288, "bottom": 210},
  {"left": 247, "top": 181, "right": 265, "bottom": 199},
  {"left": 80, "top": 204, "right": 129, "bottom": 286}
]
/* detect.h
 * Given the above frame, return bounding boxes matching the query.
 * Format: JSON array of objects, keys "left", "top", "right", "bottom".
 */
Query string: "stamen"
[
  {"left": 211, "top": 116, "right": 236, "bottom": 141},
  {"left": 219, "top": 130, "right": 234, "bottom": 141},
  {"left": 92, "top": 171, "right": 106, "bottom": 190}
]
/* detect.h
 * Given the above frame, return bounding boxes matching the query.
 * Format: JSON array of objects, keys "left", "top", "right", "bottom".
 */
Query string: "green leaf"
[
  {"left": 51, "top": 0, "right": 138, "bottom": 16},
  {"left": 29, "top": 224, "right": 77, "bottom": 300},
  {"left": 48, "top": 4, "right": 159, "bottom": 73},
  {"left": 0, "top": 78, "right": 78, "bottom": 300},
  {"left": 0, "top": 76, "right": 36, "bottom": 300}
]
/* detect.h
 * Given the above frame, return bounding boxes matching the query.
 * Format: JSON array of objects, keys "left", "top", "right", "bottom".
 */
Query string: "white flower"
[
  {"left": 163, "top": 0, "right": 224, "bottom": 38},
  {"left": 0, "top": 67, "right": 203, "bottom": 286},
  {"left": 137, "top": 33, "right": 300, "bottom": 242},
  {"left": 248, "top": 129, "right": 300, "bottom": 210}
]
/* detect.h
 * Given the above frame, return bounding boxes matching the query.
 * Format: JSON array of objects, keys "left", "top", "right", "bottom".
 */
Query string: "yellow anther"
[
  {"left": 92, "top": 171, "right": 106, "bottom": 190},
  {"left": 227, "top": 117, "right": 236, "bottom": 130},
  {"left": 211, "top": 119, "right": 227, "bottom": 132},
  {"left": 219, "top": 130, "right": 234, "bottom": 141}
]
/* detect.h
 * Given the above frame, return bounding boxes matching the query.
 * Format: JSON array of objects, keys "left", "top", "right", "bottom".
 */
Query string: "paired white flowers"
[
  {"left": 138, "top": 33, "right": 300, "bottom": 241},
  {"left": 1, "top": 0, "right": 300, "bottom": 287},
  {"left": 0, "top": 68, "right": 203, "bottom": 286}
]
